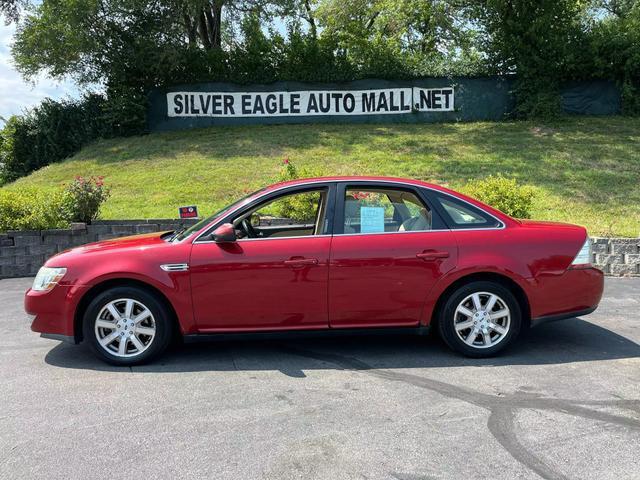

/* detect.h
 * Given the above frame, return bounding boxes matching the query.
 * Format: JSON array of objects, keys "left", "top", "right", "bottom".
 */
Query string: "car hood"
[
  {"left": 45, "top": 231, "right": 172, "bottom": 266},
  {"left": 42, "top": 230, "right": 193, "bottom": 287},
  {"left": 75, "top": 231, "right": 170, "bottom": 253}
]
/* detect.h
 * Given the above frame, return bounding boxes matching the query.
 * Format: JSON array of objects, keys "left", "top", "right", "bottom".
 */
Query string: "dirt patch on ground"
[{"left": 530, "top": 126, "right": 557, "bottom": 137}]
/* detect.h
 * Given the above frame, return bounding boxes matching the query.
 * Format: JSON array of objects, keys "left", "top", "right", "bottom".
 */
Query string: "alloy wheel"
[
  {"left": 94, "top": 298, "right": 156, "bottom": 358},
  {"left": 453, "top": 291, "right": 511, "bottom": 349}
]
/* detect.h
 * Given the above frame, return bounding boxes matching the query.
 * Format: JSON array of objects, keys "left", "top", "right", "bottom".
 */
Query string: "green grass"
[{"left": 3, "top": 116, "right": 640, "bottom": 236}]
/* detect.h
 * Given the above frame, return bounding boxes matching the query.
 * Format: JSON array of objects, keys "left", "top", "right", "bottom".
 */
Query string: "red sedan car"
[{"left": 26, "top": 177, "right": 604, "bottom": 365}]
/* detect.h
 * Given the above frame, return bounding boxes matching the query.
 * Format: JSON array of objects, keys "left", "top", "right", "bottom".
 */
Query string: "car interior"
[
  {"left": 231, "top": 186, "right": 433, "bottom": 239},
  {"left": 437, "top": 196, "right": 487, "bottom": 225},
  {"left": 232, "top": 188, "right": 328, "bottom": 239},
  {"left": 343, "top": 188, "right": 432, "bottom": 234}
]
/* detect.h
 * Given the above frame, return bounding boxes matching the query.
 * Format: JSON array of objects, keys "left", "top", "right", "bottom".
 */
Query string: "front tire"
[
  {"left": 83, "top": 286, "right": 172, "bottom": 366},
  {"left": 438, "top": 281, "right": 521, "bottom": 358}
]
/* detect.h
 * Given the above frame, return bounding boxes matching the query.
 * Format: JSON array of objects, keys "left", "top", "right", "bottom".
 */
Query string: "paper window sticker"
[{"left": 360, "top": 206, "right": 385, "bottom": 233}]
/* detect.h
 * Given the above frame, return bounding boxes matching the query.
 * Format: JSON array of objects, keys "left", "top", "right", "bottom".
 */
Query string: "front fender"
[{"left": 74, "top": 266, "right": 195, "bottom": 335}]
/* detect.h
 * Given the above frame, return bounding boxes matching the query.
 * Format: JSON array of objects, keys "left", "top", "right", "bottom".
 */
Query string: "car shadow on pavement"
[{"left": 43, "top": 317, "right": 640, "bottom": 375}]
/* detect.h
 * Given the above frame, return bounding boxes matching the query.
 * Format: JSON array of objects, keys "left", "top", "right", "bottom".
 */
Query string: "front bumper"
[
  {"left": 40, "top": 333, "right": 76, "bottom": 343},
  {"left": 25, "top": 284, "right": 87, "bottom": 342}
]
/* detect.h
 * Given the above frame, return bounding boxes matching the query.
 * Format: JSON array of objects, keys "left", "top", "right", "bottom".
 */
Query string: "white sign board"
[{"left": 167, "top": 87, "right": 454, "bottom": 118}]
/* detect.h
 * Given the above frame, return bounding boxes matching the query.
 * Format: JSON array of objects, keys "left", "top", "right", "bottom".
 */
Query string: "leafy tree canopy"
[{"left": 6, "top": 0, "right": 640, "bottom": 120}]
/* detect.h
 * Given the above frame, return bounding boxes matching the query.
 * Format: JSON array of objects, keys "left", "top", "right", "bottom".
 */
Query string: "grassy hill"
[{"left": 3, "top": 116, "right": 639, "bottom": 237}]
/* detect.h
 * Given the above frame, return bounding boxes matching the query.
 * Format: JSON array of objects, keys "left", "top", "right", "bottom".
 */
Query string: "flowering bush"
[
  {"left": 61, "top": 176, "right": 111, "bottom": 224},
  {"left": 276, "top": 157, "right": 325, "bottom": 183}
]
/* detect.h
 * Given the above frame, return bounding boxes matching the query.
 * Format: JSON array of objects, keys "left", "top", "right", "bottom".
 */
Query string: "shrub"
[
  {"left": 0, "top": 94, "right": 114, "bottom": 185},
  {"left": 270, "top": 158, "right": 325, "bottom": 222},
  {"left": 0, "top": 188, "right": 67, "bottom": 232},
  {"left": 61, "top": 176, "right": 111, "bottom": 224},
  {"left": 462, "top": 175, "right": 536, "bottom": 219},
  {"left": 621, "top": 80, "right": 640, "bottom": 116}
]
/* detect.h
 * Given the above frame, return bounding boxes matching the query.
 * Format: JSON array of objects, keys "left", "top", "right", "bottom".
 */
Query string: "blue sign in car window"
[{"left": 360, "top": 206, "right": 385, "bottom": 233}]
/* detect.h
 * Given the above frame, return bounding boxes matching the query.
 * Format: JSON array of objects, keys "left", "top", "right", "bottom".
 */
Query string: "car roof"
[
  {"left": 261, "top": 176, "right": 514, "bottom": 225},
  {"left": 265, "top": 176, "right": 450, "bottom": 193}
]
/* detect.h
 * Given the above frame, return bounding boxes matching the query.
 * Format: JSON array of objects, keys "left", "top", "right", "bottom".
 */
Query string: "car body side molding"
[{"left": 183, "top": 325, "right": 432, "bottom": 343}]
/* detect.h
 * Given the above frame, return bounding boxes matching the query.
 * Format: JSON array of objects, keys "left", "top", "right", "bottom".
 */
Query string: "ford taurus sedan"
[{"left": 25, "top": 177, "right": 604, "bottom": 365}]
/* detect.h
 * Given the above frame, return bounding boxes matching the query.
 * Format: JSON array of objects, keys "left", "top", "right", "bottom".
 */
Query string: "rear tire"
[
  {"left": 83, "top": 286, "right": 172, "bottom": 366},
  {"left": 438, "top": 281, "right": 521, "bottom": 358}
]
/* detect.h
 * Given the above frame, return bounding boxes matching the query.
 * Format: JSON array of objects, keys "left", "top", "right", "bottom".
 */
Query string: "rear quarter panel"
[{"left": 420, "top": 222, "right": 592, "bottom": 325}]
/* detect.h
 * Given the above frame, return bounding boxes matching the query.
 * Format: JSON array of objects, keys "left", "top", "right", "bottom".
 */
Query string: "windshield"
[{"left": 172, "top": 187, "right": 267, "bottom": 242}]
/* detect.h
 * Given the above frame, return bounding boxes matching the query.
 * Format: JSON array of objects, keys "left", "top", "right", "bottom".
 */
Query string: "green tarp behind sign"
[{"left": 147, "top": 77, "right": 620, "bottom": 132}]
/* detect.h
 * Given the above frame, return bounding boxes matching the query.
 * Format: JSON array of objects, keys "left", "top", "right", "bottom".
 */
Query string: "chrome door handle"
[
  {"left": 284, "top": 257, "right": 319, "bottom": 267},
  {"left": 416, "top": 250, "right": 450, "bottom": 261}
]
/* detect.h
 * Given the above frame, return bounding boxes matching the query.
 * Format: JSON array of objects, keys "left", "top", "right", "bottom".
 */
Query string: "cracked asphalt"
[{"left": 1, "top": 276, "right": 639, "bottom": 480}]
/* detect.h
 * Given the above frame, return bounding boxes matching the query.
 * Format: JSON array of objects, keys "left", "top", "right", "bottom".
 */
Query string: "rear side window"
[
  {"left": 434, "top": 194, "right": 501, "bottom": 229},
  {"left": 341, "top": 187, "right": 432, "bottom": 234}
]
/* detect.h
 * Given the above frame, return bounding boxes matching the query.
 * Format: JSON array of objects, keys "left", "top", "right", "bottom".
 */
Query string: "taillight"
[{"left": 570, "top": 238, "right": 592, "bottom": 267}]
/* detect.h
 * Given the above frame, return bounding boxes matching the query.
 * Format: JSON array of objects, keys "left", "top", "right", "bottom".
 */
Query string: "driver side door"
[{"left": 189, "top": 184, "right": 334, "bottom": 332}]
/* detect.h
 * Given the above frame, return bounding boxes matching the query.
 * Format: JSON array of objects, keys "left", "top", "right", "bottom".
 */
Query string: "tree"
[
  {"left": 472, "top": 0, "right": 589, "bottom": 117},
  {"left": 11, "top": 0, "right": 306, "bottom": 132},
  {"left": 586, "top": 0, "right": 640, "bottom": 114},
  {"left": 0, "top": 0, "right": 23, "bottom": 22},
  {"left": 182, "top": 0, "right": 296, "bottom": 50},
  {"left": 314, "top": 0, "right": 480, "bottom": 76},
  {"left": 13, "top": 0, "right": 180, "bottom": 83},
  {"left": 11, "top": 0, "right": 298, "bottom": 83},
  {"left": 10, "top": 0, "right": 636, "bottom": 124},
  {"left": 317, "top": 0, "right": 460, "bottom": 54},
  {"left": 594, "top": 0, "right": 637, "bottom": 17}
]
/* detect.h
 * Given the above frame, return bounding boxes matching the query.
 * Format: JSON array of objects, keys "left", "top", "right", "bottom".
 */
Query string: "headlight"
[
  {"left": 32, "top": 267, "right": 67, "bottom": 292},
  {"left": 571, "top": 238, "right": 592, "bottom": 266}
]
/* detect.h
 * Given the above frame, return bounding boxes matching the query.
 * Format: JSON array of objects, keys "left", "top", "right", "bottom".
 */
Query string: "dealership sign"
[
  {"left": 148, "top": 78, "right": 620, "bottom": 131},
  {"left": 167, "top": 87, "right": 454, "bottom": 118},
  {"left": 178, "top": 205, "right": 198, "bottom": 219}
]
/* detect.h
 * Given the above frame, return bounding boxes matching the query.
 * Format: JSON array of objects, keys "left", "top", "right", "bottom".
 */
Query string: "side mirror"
[{"left": 211, "top": 223, "right": 237, "bottom": 243}]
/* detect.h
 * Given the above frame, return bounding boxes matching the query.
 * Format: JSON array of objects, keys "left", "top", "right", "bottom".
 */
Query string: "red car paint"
[{"left": 25, "top": 177, "right": 604, "bottom": 342}]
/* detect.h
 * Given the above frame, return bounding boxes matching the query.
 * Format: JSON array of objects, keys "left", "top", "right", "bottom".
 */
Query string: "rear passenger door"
[{"left": 328, "top": 182, "right": 457, "bottom": 328}]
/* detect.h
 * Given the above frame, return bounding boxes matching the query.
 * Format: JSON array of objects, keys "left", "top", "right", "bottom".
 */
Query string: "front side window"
[
  {"left": 233, "top": 188, "right": 327, "bottom": 239},
  {"left": 341, "top": 188, "right": 432, "bottom": 234},
  {"left": 172, "top": 187, "right": 267, "bottom": 241}
]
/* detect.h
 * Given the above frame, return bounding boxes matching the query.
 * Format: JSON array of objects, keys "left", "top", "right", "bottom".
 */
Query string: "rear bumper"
[
  {"left": 529, "top": 267, "right": 604, "bottom": 324},
  {"left": 25, "top": 284, "right": 86, "bottom": 342},
  {"left": 531, "top": 306, "right": 597, "bottom": 328}
]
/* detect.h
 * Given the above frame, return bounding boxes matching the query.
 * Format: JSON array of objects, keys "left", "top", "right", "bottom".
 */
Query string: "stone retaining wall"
[
  {"left": 0, "top": 219, "right": 198, "bottom": 279},
  {"left": 592, "top": 237, "right": 640, "bottom": 276},
  {"left": 0, "top": 225, "right": 638, "bottom": 278}
]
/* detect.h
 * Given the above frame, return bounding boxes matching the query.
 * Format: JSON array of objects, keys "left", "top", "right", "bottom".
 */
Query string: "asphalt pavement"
[{"left": 1, "top": 276, "right": 639, "bottom": 480}]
